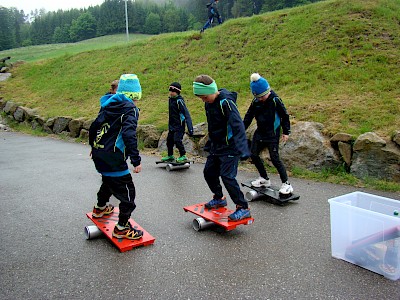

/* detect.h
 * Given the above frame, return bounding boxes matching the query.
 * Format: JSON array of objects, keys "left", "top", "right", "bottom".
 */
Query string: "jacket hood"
[
  {"left": 99, "top": 93, "right": 137, "bottom": 117},
  {"left": 100, "top": 93, "right": 135, "bottom": 108},
  {"left": 218, "top": 88, "right": 238, "bottom": 103}
]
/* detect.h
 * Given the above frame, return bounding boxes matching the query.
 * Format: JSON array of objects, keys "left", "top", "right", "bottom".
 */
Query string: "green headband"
[{"left": 193, "top": 81, "right": 218, "bottom": 95}]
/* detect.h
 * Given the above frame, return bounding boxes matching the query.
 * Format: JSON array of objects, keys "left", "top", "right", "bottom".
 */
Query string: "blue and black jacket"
[
  {"left": 204, "top": 89, "right": 250, "bottom": 158},
  {"left": 243, "top": 90, "right": 290, "bottom": 143},
  {"left": 89, "top": 93, "right": 141, "bottom": 177},
  {"left": 168, "top": 95, "right": 193, "bottom": 135},
  {"left": 207, "top": 1, "right": 221, "bottom": 18}
]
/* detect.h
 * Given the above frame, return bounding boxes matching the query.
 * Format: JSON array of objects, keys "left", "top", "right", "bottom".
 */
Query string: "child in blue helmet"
[
  {"left": 89, "top": 74, "right": 143, "bottom": 240},
  {"left": 243, "top": 73, "right": 294, "bottom": 195},
  {"left": 193, "top": 74, "right": 251, "bottom": 221}
]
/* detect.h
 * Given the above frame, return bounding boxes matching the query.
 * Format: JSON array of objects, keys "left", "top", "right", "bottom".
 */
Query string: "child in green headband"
[{"left": 192, "top": 75, "right": 252, "bottom": 222}]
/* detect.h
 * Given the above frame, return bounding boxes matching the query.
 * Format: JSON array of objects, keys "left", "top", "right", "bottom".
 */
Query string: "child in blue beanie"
[
  {"left": 193, "top": 74, "right": 251, "bottom": 221},
  {"left": 243, "top": 73, "right": 294, "bottom": 195},
  {"left": 161, "top": 82, "right": 194, "bottom": 163},
  {"left": 89, "top": 74, "right": 143, "bottom": 240}
]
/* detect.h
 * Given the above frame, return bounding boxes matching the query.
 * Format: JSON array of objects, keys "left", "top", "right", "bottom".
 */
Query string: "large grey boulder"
[
  {"left": 43, "top": 118, "right": 55, "bottom": 134},
  {"left": 192, "top": 122, "right": 208, "bottom": 137},
  {"left": 158, "top": 131, "right": 168, "bottom": 151},
  {"left": 68, "top": 118, "right": 86, "bottom": 138},
  {"left": 280, "top": 121, "right": 340, "bottom": 171},
  {"left": 83, "top": 119, "right": 94, "bottom": 130},
  {"left": 53, "top": 117, "right": 72, "bottom": 134},
  {"left": 158, "top": 130, "right": 197, "bottom": 155},
  {"left": 0, "top": 99, "right": 7, "bottom": 110},
  {"left": 3, "top": 101, "right": 18, "bottom": 115},
  {"left": 393, "top": 131, "right": 400, "bottom": 147},
  {"left": 137, "top": 125, "right": 161, "bottom": 148},
  {"left": 350, "top": 132, "right": 400, "bottom": 181},
  {"left": 13, "top": 106, "right": 37, "bottom": 122}
]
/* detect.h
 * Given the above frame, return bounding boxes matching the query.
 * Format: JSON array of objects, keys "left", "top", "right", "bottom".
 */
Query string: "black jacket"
[
  {"left": 89, "top": 93, "right": 141, "bottom": 176},
  {"left": 243, "top": 90, "right": 291, "bottom": 143},
  {"left": 205, "top": 89, "right": 250, "bottom": 158},
  {"left": 168, "top": 95, "right": 193, "bottom": 134}
]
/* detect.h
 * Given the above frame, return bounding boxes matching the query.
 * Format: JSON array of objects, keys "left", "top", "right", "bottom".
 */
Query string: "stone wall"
[{"left": 1, "top": 99, "right": 399, "bottom": 182}]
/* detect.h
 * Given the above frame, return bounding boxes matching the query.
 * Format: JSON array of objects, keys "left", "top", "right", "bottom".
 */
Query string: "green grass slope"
[
  {"left": 1, "top": 0, "right": 399, "bottom": 137},
  {"left": 0, "top": 34, "right": 151, "bottom": 63}
]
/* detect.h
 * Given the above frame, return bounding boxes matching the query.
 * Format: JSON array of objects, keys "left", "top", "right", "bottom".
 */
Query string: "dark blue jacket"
[
  {"left": 168, "top": 95, "right": 193, "bottom": 135},
  {"left": 204, "top": 89, "right": 250, "bottom": 158},
  {"left": 243, "top": 90, "right": 291, "bottom": 143},
  {"left": 89, "top": 93, "right": 141, "bottom": 177},
  {"left": 207, "top": 1, "right": 220, "bottom": 18}
]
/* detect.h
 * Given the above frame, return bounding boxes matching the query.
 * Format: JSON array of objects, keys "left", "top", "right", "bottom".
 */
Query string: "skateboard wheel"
[
  {"left": 192, "top": 217, "right": 214, "bottom": 231},
  {"left": 166, "top": 163, "right": 190, "bottom": 171},
  {"left": 85, "top": 225, "right": 103, "bottom": 240},
  {"left": 245, "top": 190, "right": 263, "bottom": 202}
]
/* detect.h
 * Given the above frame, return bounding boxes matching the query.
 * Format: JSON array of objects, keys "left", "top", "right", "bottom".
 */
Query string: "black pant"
[
  {"left": 203, "top": 154, "right": 248, "bottom": 209},
  {"left": 167, "top": 130, "right": 185, "bottom": 157},
  {"left": 97, "top": 173, "right": 136, "bottom": 226},
  {"left": 250, "top": 140, "right": 288, "bottom": 183}
]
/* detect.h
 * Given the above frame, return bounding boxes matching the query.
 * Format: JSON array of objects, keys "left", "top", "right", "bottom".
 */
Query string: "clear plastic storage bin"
[{"left": 328, "top": 192, "right": 400, "bottom": 280}]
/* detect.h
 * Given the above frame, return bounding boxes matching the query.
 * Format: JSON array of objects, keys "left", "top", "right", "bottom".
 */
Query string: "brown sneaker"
[
  {"left": 92, "top": 204, "right": 114, "bottom": 218},
  {"left": 112, "top": 222, "right": 143, "bottom": 240}
]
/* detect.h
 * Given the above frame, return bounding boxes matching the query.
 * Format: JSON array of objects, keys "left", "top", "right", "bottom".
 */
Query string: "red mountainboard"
[
  {"left": 86, "top": 207, "right": 155, "bottom": 252},
  {"left": 183, "top": 203, "right": 254, "bottom": 231}
]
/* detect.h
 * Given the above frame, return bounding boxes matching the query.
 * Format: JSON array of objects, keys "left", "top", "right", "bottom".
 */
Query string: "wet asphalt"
[{"left": 0, "top": 131, "right": 399, "bottom": 299}]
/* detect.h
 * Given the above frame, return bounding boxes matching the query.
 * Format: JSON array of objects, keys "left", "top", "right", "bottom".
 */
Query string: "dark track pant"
[
  {"left": 250, "top": 140, "right": 288, "bottom": 183},
  {"left": 97, "top": 173, "right": 136, "bottom": 226},
  {"left": 167, "top": 130, "right": 185, "bottom": 157},
  {"left": 203, "top": 154, "right": 248, "bottom": 209}
]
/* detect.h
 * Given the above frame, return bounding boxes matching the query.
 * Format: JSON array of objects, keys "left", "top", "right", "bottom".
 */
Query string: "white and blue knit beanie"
[
  {"left": 116, "top": 74, "right": 142, "bottom": 100},
  {"left": 250, "top": 73, "right": 270, "bottom": 98}
]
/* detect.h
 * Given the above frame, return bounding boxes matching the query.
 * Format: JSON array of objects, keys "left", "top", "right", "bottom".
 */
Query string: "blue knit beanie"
[
  {"left": 116, "top": 74, "right": 142, "bottom": 100},
  {"left": 250, "top": 73, "right": 270, "bottom": 98}
]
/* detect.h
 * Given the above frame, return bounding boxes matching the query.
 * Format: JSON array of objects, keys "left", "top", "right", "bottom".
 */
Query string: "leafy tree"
[
  {"left": 0, "top": 7, "right": 16, "bottom": 50},
  {"left": 231, "top": 0, "right": 253, "bottom": 18},
  {"left": 144, "top": 12, "right": 161, "bottom": 34},
  {"left": 53, "top": 25, "right": 71, "bottom": 43},
  {"left": 162, "top": 7, "right": 188, "bottom": 32},
  {"left": 69, "top": 12, "right": 97, "bottom": 42}
]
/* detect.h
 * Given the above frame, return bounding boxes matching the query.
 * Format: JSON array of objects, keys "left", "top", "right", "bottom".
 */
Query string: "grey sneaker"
[
  {"left": 279, "top": 182, "right": 293, "bottom": 194},
  {"left": 251, "top": 177, "right": 271, "bottom": 188}
]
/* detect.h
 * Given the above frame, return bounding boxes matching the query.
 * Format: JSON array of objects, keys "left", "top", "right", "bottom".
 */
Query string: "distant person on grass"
[
  {"left": 243, "top": 73, "right": 294, "bottom": 195},
  {"left": 200, "top": 0, "right": 223, "bottom": 33},
  {"left": 161, "top": 82, "right": 194, "bottom": 163},
  {"left": 89, "top": 74, "right": 143, "bottom": 240}
]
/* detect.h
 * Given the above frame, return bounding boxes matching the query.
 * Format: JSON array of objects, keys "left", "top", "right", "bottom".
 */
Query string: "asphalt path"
[{"left": 1, "top": 131, "right": 399, "bottom": 299}]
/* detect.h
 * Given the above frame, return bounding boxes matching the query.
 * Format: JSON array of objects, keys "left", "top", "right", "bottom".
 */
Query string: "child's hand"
[
  {"left": 133, "top": 164, "right": 142, "bottom": 173},
  {"left": 281, "top": 134, "right": 289, "bottom": 142}
]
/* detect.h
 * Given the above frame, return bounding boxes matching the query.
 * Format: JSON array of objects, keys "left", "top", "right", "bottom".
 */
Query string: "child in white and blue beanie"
[
  {"left": 250, "top": 73, "right": 270, "bottom": 98},
  {"left": 116, "top": 74, "right": 142, "bottom": 100}
]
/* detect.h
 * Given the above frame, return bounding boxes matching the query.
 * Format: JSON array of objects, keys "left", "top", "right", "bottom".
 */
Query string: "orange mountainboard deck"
[
  {"left": 183, "top": 203, "right": 254, "bottom": 231},
  {"left": 86, "top": 208, "right": 155, "bottom": 252}
]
